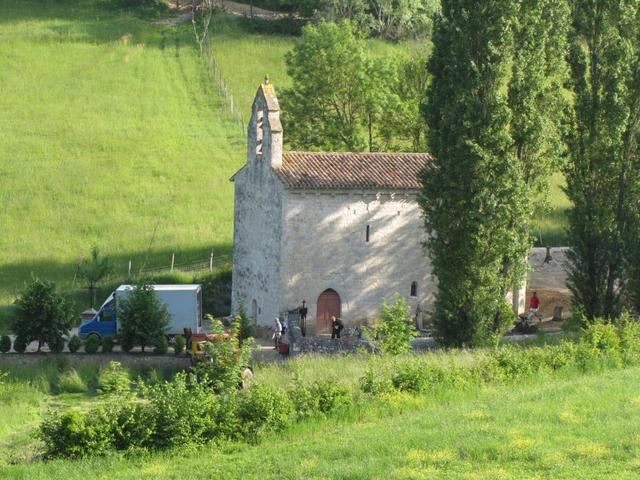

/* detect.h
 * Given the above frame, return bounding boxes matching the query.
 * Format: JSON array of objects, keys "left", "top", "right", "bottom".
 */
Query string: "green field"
[
  {"left": 0, "top": 0, "right": 570, "bottom": 332},
  {"left": 0, "top": 0, "right": 248, "bottom": 328},
  {"left": 1, "top": 353, "right": 639, "bottom": 479}
]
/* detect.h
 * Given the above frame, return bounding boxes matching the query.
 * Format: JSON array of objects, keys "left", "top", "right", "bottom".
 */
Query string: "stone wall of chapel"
[
  {"left": 230, "top": 90, "right": 284, "bottom": 327},
  {"left": 279, "top": 190, "right": 435, "bottom": 333}
]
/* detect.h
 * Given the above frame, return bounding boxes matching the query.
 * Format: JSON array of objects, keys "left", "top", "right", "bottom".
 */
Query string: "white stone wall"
[
  {"left": 279, "top": 190, "right": 435, "bottom": 332},
  {"left": 528, "top": 247, "right": 570, "bottom": 291},
  {"left": 230, "top": 88, "right": 284, "bottom": 326}
]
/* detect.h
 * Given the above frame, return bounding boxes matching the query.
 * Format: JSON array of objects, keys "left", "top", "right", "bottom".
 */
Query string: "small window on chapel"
[
  {"left": 366, "top": 225, "right": 371, "bottom": 242},
  {"left": 410, "top": 281, "right": 417, "bottom": 297},
  {"left": 256, "top": 108, "right": 264, "bottom": 155}
]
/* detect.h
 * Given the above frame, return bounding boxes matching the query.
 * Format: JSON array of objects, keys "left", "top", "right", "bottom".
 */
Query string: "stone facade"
[{"left": 231, "top": 81, "right": 525, "bottom": 333}]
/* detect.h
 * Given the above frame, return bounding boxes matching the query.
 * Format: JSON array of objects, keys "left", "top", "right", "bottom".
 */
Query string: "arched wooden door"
[{"left": 316, "top": 289, "right": 341, "bottom": 334}]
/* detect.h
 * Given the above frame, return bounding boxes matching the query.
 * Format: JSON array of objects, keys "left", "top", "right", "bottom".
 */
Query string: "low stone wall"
[{"left": 0, "top": 353, "right": 192, "bottom": 370}]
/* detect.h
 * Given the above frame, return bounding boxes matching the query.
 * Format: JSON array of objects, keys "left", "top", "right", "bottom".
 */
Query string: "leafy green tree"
[
  {"left": 77, "top": 246, "right": 112, "bottom": 309},
  {"left": 565, "top": 1, "right": 640, "bottom": 320},
  {"left": 11, "top": 279, "right": 75, "bottom": 352},
  {"left": 282, "top": 21, "right": 392, "bottom": 151},
  {"left": 0, "top": 335, "right": 11, "bottom": 353},
  {"left": 374, "top": 294, "right": 418, "bottom": 355},
  {"left": 379, "top": 56, "right": 430, "bottom": 151},
  {"left": 117, "top": 280, "right": 170, "bottom": 353},
  {"left": 368, "top": 0, "right": 439, "bottom": 40},
  {"left": 420, "top": 0, "right": 534, "bottom": 346}
]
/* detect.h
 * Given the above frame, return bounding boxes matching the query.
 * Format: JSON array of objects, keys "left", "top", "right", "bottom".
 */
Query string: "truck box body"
[{"left": 79, "top": 284, "right": 202, "bottom": 339}]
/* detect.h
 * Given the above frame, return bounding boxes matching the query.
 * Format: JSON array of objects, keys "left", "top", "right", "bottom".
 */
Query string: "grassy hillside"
[
  {"left": 1, "top": 358, "right": 639, "bottom": 478},
  {"left": 0, "top": 0, "right": 246, "bottom": 327}
]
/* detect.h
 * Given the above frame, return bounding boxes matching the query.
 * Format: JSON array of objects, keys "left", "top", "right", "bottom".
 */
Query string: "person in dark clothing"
[
  {"left": 331, "top": 316, "right": 344, "bottom": 339},
  {"left": 299, "top": 301, "right": 308, "bottom": 337}
]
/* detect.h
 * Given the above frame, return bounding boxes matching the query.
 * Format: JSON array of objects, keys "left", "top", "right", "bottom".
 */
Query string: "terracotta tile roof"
[{"left": 274, "top": 151, "right": 434, "bottom": 190}]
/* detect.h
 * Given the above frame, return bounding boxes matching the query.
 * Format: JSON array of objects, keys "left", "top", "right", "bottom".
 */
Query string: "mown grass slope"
[{"left": 0, "top": 0, "right": 246, "bottom": 328}]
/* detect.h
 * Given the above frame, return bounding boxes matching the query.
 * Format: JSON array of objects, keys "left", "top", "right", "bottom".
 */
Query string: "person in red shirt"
[{"left": 530, "top": 291, "right": 540, "bottom": 310}]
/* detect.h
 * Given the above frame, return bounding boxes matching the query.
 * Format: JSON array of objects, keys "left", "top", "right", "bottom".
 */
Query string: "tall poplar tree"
[
  {"left": 565, "top": 1, "right": 640, "bottom": 320},
  {"left": 420, "top": 1, "right": 569, "bottom": 346}
]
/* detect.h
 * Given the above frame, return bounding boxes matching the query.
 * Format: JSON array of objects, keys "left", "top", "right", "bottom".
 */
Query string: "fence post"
[
  {"left": 209, "top": 250, "right": 214, "bottom": 272},
  {"left": 171, "top": 253, "right": 175, "bottom": 272},
  {"left": 128, "top": 260, "right": 132, "bottom": 278}
]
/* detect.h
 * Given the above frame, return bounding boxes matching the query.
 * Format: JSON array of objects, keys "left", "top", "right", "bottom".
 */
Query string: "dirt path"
[{"left": 155, "top": 0, "right": 285, "bottom": 26}]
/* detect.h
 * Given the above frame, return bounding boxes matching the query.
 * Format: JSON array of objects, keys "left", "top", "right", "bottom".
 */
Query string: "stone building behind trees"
[{"left": 231, "top": 80, "right": 525, "bottom": 334}]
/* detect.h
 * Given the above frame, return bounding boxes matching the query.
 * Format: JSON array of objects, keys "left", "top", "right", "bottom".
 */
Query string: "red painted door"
[{"left": 316, "top": 289, "right": 341, "bottom": 334}]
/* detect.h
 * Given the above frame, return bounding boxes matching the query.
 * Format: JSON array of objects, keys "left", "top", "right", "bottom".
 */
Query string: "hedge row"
[{"left": 38, "top": 319, "right": 640, "bottom": 459}]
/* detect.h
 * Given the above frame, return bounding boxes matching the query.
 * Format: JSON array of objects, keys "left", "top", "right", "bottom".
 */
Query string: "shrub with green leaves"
[
  {"left": 13, "top": 335, "right": 27, "bottom": 353},
  {"left": 84, "top": 335, "right": 101, "bottom": 354},
  {"left": 0, "top": 335, "right": 11, "bottom": 353},
  {"left": 375, "top": 294, "right": 418, "bottom": 355},
  {"left": 236, "top": 383, "right": 293, "bottom": 443},
  {"left": 360, "top": 364, "right": 394, "bottom": 395},
  {"left": 68, "top": 335, "right": 82, "bottom": 353},
  {"left": 234, "top": 305, "right": 256, "bottom": 345},
  {"left": 312, "top": 379, "right": 353, "bottom": 414},
  {"left": 173, "top": 335, "right": 185, "bottom": 355},
  {"left": 118, "top": 280, "right": 170, "bottom": 353},
  {"left": 58, "top": 369, "right": 88, "bottom": 394},
  {"left": 39, "top": 407, "right": 115, "bottom": 458},
  {"left": 48, "top": 335, "right": 65, "bottom": 354},
  {"left": 97, "top": 361, "right": 131, "bottom": 395},
  {"left": 153, "top": 336, "right": 168, "bottom": 355},
  {"left": 11, "top": 279, "right": 74, "bottom": 352},
  {"left": 101, "top": 336, "right": 114, "bottom": 353},
  {"left": 193, "top": 318, "right": 255, "bottom": 394}
]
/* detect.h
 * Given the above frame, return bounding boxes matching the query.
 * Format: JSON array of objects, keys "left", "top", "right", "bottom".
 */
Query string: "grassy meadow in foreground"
[{"left": 1, "top": 356, "right": 639, "bottom": 479}]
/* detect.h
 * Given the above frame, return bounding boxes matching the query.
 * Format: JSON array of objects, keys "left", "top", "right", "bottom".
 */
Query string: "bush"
[
  {"left": 58, "top": 369, "right": 88, "bottom": 394},
  {"left": 617, "top": 314, "right": 640, "bottom": 366},
  {"left": 0, "top": 335, "right": 11, "bottom": 353},
  {"left": 143, "top": 373, "right": 221, "bottom": 450},
  {"left": 11, "top": 279, "right": 74, "bottom": 352},
  {"left": 85, "top": 335, "right": 101, "bottom": 354},
  {"left": 39, "top": 408, "right": 115, "bottom": 458},
  {"left": 234, "top": 305, "right": 256, "bottom": 345},
  {"left": 118, "top": 280, "right": 170, "bottom": 353},
  {"left": 97, "top": 362, "right": 131, "bottom": 395},
  {"left": 120, "top": 335, "right": 134, "bottom": 353},
  {"left": 48, "top": 335, "right": 65, "bottom": 354},
  {"left": 312, "top": 379, "right": 353, "bottom": 414},
  {"left": 102, "top": 336, "right": 114, "bottom": 353},
  {"left": 392, "top": 362, "right": 429, "bottom": 393},
  {"left": 68, "top": 335, "right": 82, "bottom": 353},
  {"left": 153, "top": 336, "right": 168, "bottom": 355},
  {"left": 360, "top": 361, "right": 394, "bottom": 395},
  {"left": 375, "top": 294, "right": 418, "bottom": 355},
  {"left": 13, "top": 335, "right": 28, "bottom": 353},
  {"left": 237, "top": 383, "right": 293, "bottom": 443},
  {"left": 173, "top": 335, "right": 185, "bottom": 355},
  {"left": 193, "top": 319, "right": 255, "bottom": 394}
]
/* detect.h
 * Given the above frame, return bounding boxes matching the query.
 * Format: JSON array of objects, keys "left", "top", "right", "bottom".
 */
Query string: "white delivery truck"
[{"left": 79, "top": 284, "right": 202, "bottom": 340}]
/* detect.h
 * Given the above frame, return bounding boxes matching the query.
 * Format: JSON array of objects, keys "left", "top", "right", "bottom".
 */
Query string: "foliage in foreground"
[{"left": 38, "top": 319, "right": 640, "bottom": 458}]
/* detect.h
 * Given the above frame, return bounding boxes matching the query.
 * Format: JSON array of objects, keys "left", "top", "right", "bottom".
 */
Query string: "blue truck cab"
[{"left": 79, "top": 292, "right": 117, "bottom": 339}]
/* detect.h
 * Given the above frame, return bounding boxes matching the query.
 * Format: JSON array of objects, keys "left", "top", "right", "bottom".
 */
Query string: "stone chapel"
[{"left": 231, "top": 80, "right": 525, "bottom": 334}]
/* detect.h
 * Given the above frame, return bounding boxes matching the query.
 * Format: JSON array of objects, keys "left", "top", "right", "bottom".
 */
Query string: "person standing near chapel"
[
  {"left": 272, "top": 317, "right": 282, "bottom": 349},
  {"left": 331, "top": 316, "right": 344, "bottom": 339}
]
